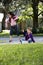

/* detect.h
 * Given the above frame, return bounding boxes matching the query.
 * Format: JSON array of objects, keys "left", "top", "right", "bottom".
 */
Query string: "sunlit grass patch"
[{"left": 0, "top": 44, "right": 43, "bottom": 65}]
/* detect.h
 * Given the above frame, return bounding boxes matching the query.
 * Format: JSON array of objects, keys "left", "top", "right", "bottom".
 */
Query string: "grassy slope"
[{"left": 0, "top": 44, "right": 43, "bottom": 65}]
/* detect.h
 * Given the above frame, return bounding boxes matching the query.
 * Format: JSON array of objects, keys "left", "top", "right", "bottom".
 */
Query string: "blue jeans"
[{"left": 20, "top": 38, "right": 32, "bottom": 43}]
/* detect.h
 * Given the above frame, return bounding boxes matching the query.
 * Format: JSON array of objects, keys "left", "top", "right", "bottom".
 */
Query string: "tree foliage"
[{"left": 0, "top": 0, "right": 43, "bottom": 30}]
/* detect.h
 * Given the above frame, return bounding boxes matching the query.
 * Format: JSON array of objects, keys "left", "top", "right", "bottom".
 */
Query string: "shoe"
[
  {"left": 9, "top": 40, "right": 12, "bottom": 42},
  {"left": 20, "top": 40, "right": 22, "bottom": 44}
]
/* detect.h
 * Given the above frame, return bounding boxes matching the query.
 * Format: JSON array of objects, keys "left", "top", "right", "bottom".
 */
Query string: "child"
[
  {"left": 20, "top": 27, "right": 35, "bottom": 43},
  {"left": 5, "top": 12, "right": 19, "bottom": 42}
]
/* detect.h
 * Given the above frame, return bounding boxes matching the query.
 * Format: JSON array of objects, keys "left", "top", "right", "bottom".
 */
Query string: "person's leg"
[
  {"left": 9, "top": 26, "right": 13, "bottom": 42},
  {"left": 28, "top": 38, "right": 32, "bottom": 43},
  {"left": 20, "top": 38, "right": 27, "bottom": 44},
  {"left": 9, "top": 35, "right": 12, "bottom": 42},
  {"left": 15, "top": 25, "right": 19, "bottom": 36}
]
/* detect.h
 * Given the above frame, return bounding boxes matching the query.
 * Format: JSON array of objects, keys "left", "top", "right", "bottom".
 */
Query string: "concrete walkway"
[{"left": 0, "top": 36, "right": 43, "bottom": 44}]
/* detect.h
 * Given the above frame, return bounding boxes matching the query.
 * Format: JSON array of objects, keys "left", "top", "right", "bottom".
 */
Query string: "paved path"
[{"left": 0, "top": 36, "right": 43, "bottom": 44}]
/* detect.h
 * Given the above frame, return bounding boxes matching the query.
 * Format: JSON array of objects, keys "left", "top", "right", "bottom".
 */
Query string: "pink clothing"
[
  {"left": 5, "top": 15, "right": 18, "bottom": 26},
  {"left": 11, "top": 16, "right": 18, "bottom": 26},
  {"left": 11, "top": 18, "right": 16, "bottom": 26}
]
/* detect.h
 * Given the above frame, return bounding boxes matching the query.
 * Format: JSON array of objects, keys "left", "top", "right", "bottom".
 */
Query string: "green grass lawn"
[
  {"left": 0, "top": 44, "right": 43, "bottom": 65},
  {"left": 0, "top": 30, "right": 9, "bottom": 37}
]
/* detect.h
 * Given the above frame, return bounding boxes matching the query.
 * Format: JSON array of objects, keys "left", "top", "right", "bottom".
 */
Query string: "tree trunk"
[
  {"left": 2, "top": 6, "right": 9, "bottom": 30},
  {"left": 32, "top": 0, "right": 39, "bottom": 33},
  {"left": 2, "top": 11, "right": 6, "bottom": 30},
  {"left": 32, "top": 3, "right": 38, "bottom": 28}
]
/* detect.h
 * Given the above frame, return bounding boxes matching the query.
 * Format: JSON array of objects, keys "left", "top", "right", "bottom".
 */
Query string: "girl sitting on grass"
[{"left": 20, "top": 27, "right": 35, "bottom": 43}]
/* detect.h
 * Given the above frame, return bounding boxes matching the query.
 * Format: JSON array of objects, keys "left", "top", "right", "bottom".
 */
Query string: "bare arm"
[{"left": 14, "top": 16, "right": 18, "bottom": 21}]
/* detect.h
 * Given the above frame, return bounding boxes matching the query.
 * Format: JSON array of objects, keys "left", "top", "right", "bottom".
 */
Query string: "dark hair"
[{"left": 8, "top": 12, "right": 15, "bottom": 17}]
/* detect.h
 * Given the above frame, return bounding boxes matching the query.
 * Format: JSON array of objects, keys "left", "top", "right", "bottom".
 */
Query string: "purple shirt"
[{"left": 23, "top": 32, "right": 35, "bottom": 42}]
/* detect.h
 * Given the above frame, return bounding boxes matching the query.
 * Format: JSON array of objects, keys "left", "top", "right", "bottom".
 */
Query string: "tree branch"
[{"left": 38, "top": 11, "right": 43, "bottom": 16}]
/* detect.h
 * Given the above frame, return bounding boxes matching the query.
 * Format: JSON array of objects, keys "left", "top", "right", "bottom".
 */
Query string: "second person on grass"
[{"left": 20, "top": 27, "right": 35, "bottom": 43}]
